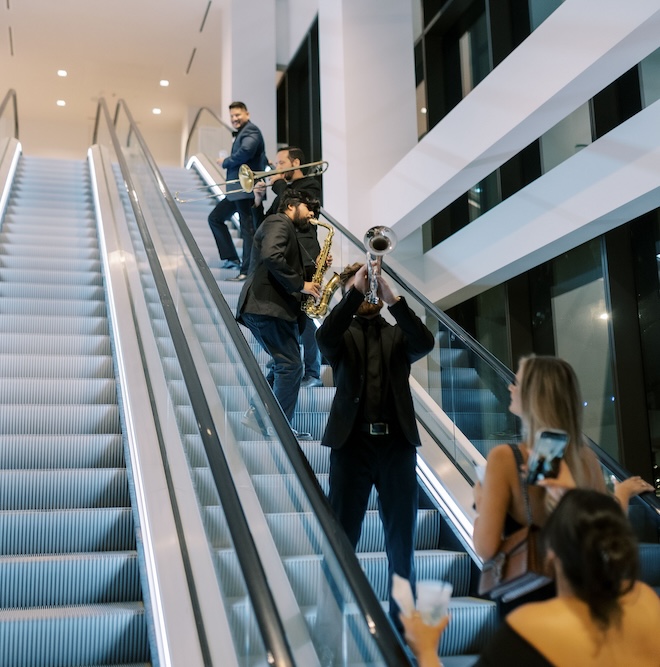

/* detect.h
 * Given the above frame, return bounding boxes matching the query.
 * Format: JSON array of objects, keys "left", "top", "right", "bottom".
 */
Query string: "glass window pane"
[
  {"left": 640, "top": 46, "right": 660, "bottom": 108},
  {"left": 539, "top": 102, "right": 592, "bottom": 173},
  {"left": 550, "top": 242, "right": 619, "bottom": 459}
]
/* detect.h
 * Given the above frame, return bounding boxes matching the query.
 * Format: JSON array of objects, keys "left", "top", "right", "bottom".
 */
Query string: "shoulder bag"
[{"left": 478, "top": 444, "right": 553, "bottom": 603}]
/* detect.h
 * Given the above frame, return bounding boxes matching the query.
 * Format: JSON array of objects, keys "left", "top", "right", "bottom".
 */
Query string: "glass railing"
[
  {"left": 183, "top": 107, "right": 659, "bottom": 540},
  {"left": 94, "top": 98, "right": 412, "bottom": 666},
  {"left": 315, "top": 210, "right": 660, "bottom": 527},
  {"left": 0, "top": 89, "right": 18, "bottom": 142},
  {"left": 93, "top": 98, "right": 298, "bottom": 666},
  {"left": 185, "top": 107, "right": 234, "bottom": 166},
  {"left": 0, "top": 89, "right": 20, "bottom": 218}
]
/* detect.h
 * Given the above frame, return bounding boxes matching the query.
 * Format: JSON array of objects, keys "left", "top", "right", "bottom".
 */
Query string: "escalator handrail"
[
  {"left": 93, "top": 98, "right": 298, "bottom": 667},
  {"left": 104, "top": 98, "right": 412, "bottom": 666},
  {"left": 184, "top": 106, "right": 234, "bottom": 164},
  {"left": 0, "top": 89, "right": 19, "bottom": 140},
  {"left": 319, "top": 208, "right": 660, "bottom": 516}
]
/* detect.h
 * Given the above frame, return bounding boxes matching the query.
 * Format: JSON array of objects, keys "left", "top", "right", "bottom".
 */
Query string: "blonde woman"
[{"left": 473, "top": 355, "right": 651, "bottom": 562}]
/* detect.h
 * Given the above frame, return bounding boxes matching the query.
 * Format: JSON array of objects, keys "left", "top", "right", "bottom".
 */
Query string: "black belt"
[{"left": 359, "top": 422, "right": 389, "bottom": 436}]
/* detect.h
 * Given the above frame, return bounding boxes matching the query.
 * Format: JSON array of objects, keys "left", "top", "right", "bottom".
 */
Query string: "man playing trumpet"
[{"left": 316, "top": 262, "right": 434, "bottom": 633}]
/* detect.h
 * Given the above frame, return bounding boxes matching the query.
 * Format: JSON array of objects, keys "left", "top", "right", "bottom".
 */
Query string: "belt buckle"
[{"left": 369, "top": 423, "right": 389, "bottom": 436}]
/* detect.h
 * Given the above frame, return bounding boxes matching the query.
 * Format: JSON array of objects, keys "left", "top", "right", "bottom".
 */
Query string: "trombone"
[{"left": 174, "top": 160, "right": 329, "bottom": 203}]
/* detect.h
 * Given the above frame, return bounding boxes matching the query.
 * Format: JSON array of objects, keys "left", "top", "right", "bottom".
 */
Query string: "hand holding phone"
[{"left": 526, "top": 429, "right": 569, "bottom": 485}]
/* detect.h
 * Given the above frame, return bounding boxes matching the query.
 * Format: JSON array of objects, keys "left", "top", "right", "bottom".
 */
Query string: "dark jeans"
[
  {"left": 207, "top": 197, "right": 254, "bottom": 274},
  {"left": 329, "top": 432, "right": 418, "bottom": 633},
  {"left": 240, "top": 312, "right": 303, "bottom": 422},
  {"left": 300, "top": 315, "right": 321, "bottom": 379}
]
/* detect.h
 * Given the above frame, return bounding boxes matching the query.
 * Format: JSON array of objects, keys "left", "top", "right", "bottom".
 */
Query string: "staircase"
[
  {"left": 158, "top": 165, "right": 498, "bottom": 663},
  {"left": 0, "top": 156, "right": 150, "bottom": 667}
]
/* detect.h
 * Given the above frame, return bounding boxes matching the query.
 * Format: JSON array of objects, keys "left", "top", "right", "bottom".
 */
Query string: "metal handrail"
[
  {"left": 111, "top": 98, "right": 413, "bottom": 666},
  {"left": 0, "top": 89, "right": 19, "bottom": 139},
  {"left": 93, "top": 98, "right": 297, "bottom": 667}
]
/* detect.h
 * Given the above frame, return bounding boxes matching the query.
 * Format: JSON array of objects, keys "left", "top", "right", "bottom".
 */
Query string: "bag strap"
[{"left": 508, "top": 443, "right": 532, "bottom": 526}]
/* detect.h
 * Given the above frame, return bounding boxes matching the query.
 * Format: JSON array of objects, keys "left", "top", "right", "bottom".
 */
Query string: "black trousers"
[
  {"left": 328, "top": 430, "right": 418, "bottom": 632},
  {"left": 207, "top": 197, "right": 254, "bottom": 274}
]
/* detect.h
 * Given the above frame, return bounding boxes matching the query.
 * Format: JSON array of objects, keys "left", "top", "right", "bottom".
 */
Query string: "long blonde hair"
[{"left": 518, "top": 355, "right": 592, "bottom": 488}]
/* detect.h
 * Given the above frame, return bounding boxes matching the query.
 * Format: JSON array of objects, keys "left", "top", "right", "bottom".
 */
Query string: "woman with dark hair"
[{"left": 403, "top": 489, "right": 660, "bottom": 666}]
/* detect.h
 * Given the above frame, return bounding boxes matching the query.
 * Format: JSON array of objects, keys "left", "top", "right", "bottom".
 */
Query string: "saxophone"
[{"left": 302, "top": 219, "right": 341, "bottom": 319}]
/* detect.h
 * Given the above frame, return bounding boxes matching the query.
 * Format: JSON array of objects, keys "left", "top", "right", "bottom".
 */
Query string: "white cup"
[{"left": 416, "top": 580, "right": 452, "bottom": 625}]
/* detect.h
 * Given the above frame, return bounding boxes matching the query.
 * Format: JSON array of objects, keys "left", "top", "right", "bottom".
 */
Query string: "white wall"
[{"left": 276, "top": 0, "right": 319, "bottom": 66}]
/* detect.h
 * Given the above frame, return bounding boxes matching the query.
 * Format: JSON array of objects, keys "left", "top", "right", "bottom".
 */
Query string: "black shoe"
[{"left": 228, "top": 273, "right": 248, "bottom": 282}]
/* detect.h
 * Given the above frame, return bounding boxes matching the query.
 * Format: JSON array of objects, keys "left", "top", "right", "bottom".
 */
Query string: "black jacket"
[
  {"left": 236, "top": 212, "right": 306, "bottom": 323},
  {"left": 316, "top": 288, "right": 434, "bottom": 448}
]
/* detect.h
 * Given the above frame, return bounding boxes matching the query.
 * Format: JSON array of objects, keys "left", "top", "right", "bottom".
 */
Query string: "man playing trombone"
[
  {"left": 207, "top": 101, "right": 266, "bottom": 281},
  {"left": 254, "top": 147, "right": 324, "bottom": 387}
]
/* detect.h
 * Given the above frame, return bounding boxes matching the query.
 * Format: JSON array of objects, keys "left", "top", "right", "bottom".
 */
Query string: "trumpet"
[
  {"left": 364, "top": 226, "right": 397, "bottom": 304},
  {"left": 174, "top": 159, "right": 329, "bottom": 203}
]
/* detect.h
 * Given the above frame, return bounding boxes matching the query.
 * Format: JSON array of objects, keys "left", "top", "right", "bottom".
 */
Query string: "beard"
[
  {"left": 356, "top": 300, "right": 383, "bottom": 318},
  {"left": 292, "top": 208, "right": 311, "bottom": 231}
]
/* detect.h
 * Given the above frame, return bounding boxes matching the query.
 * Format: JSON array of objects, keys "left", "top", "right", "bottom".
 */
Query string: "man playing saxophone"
[{"left": 236, "top": 190, "right": 322, "bottom": 440}]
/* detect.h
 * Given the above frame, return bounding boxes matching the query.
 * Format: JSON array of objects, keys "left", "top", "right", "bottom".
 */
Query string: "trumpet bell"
[{"left": 364, "top": 226, "right": 397, "bottom": 256}]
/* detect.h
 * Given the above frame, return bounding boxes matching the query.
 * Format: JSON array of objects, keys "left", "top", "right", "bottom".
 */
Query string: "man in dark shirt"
[{"left": 316, "top": 262, "right": 435, "bottom": 631}]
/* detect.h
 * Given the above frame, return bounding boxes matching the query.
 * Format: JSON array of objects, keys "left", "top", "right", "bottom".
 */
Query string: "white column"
[
  {"left": 318, "top": 0, "right": 418, "bottom": 236},
  {"left": 220, "top": 0, "right": 278, "bottom": 161}
]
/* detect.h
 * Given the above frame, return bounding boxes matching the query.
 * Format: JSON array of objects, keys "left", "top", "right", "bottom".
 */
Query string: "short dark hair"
[
  {"left": 339, "top": 262, "right": 364, "bottom": 293},
  {"left": 279, "top": 146, "right": 305, "bottom": 164},
  {"left": 541, "top": 489, "right": 638, "bottom": 630},
  {"left": 277, "top": 189, "right": 320, "bottom": 215},
  {"left": 229, "top": 101, "right": 248, "bottom": 111}
]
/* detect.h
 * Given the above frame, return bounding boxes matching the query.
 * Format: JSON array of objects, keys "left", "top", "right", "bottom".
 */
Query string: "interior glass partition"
[{"left": 184, "top": 107, "right": 234, "bottom": 166}]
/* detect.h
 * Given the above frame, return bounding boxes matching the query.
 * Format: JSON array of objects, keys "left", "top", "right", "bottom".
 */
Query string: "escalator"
[
  {"left": 155, "top": 164, "right": 499, "bottom": 661},
  {"left": 0, "top": 155, "right": 150, "bottom": 665},
  {"left": 177, "top": 112, "right": 660, "bottom": 650},
  {"left": 87, "top": 98, "right": 660, "bottom": 666}
]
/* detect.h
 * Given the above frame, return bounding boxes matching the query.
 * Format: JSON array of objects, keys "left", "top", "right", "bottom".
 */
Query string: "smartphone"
[{"left": 526, "top": 428, "right": 569, "bottom": 485}]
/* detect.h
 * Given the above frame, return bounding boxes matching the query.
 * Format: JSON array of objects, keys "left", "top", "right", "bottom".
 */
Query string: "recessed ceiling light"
[
  {"left": 56, "top": 100, "right": 66, "bottom": 107},
  {"left": 159, "top": 80, "right": 169, "bottom": 87},
  {"left": 57, "top": 70, "right": 68, "bottom": 77},
  {"left": 420, "top": 107, "right": 427, "bottom": 114},
  {"left": 152, "top": 108, "right": 162, "bottom": 115}
]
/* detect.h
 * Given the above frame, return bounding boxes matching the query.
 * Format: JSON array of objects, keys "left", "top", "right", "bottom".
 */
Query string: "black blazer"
[
  {"left": 316, "top": 288, "right": 434, "bottom": 449},
  {"left": 236, "top": 212, "right": 306, "bottom": 323}
]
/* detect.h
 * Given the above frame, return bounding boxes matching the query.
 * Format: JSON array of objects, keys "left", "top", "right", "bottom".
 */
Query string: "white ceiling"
[{"left": 0, "top": 0, "right": 224, "bottom": 155}]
